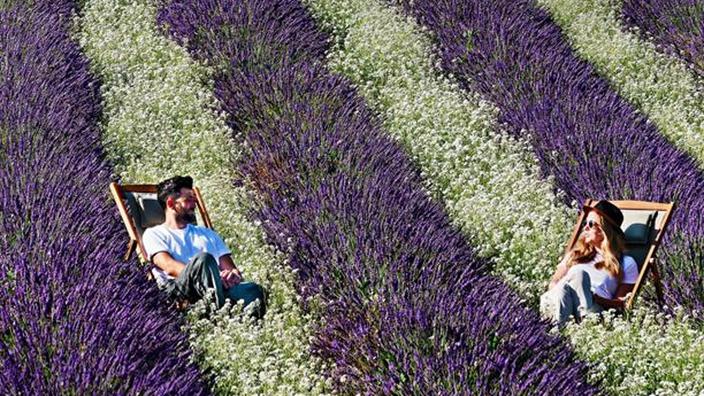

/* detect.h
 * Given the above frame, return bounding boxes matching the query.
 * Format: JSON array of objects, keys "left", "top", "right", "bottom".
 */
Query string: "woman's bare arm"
[
  {"left": 593, "top": 283, "right": 635, "bottom": 309},
  {"left": 548, "top": 255, "right": 570, "bottom": 290}
]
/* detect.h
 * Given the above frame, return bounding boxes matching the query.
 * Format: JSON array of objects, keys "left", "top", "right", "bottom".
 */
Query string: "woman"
[{"left": 540, "top": 200, "right": 639, "bottom": 326}]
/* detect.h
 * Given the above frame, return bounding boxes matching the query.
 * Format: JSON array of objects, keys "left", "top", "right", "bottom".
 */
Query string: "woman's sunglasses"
[{"left": 581, "top": 219, "right": 600, "bottom": 230}]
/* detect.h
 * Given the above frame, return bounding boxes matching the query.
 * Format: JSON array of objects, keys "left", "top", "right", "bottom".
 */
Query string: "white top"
[
  {"left": 142, "top": 223, "right": 231, "bottom": 286},
  {"left": 565, "top": 253, "right": 639, "bottom": 299}
]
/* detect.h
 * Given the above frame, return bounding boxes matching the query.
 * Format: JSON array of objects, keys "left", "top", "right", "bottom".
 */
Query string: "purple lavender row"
[
  {"left": 0, "top": 2, "right": 207, "bottom": 393},
  {"left": 398, "top": 0, "right": 704, "bottom": 315},
  {"left": 158, "top": 0, "right": 598, "bottom": 393},
  {"left": 623, "top": 0, "right": 704, "bottom": 78}
]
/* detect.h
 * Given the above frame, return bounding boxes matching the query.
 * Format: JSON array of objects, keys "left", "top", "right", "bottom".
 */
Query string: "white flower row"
[
  {"left": 76, "top": 0, "right": 331, "bottom": 394},
  {"left": 565, "top": 306, "right": 704, "bottom": 395},
  {"left": 304, "top": 0, "right": 704, "bottom": 393},
  {"left": 537, "top": 0, "right": 704, "bottom": 166},
  {"left": 303, "top": 0, "right": 575, "bottom": 305}
]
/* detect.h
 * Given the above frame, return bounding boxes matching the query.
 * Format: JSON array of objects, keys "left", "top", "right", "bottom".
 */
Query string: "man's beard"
[{"left": 177, "top": 209, "right": 197, "bottom": 224}]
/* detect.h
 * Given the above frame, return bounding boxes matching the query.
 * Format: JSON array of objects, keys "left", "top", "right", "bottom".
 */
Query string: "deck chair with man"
[{"left": 110, "top": 175, "right": 266, "bottom": 318}]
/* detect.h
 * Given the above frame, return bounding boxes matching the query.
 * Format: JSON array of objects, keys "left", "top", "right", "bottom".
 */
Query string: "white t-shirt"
[
  {"left": 142, "top": 223, "right": 231, "bottom": 285},
  {"left": 565, "top": 253, "right": 639, "bottom": 299}
]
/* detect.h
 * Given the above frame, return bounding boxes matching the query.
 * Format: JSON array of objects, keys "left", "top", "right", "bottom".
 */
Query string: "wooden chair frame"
[
  {"left": 564, "top": 199, "right": 674, "bottom": 309},
  {"left": 109, "top": 182, "right": 214, "bottom": 265}
]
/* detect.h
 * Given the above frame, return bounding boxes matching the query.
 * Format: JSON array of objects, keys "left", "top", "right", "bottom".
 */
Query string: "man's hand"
[
  {"left": 218, "top": 254, "right": 243, "bottom": 288},
  {"left": 220, "top": 268, "right": 242, "bottom": 289}
]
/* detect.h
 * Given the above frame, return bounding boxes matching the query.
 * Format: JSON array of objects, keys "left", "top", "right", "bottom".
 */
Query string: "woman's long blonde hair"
[{"left": 566, "top": 213, "right": 626, "bottom": 280}]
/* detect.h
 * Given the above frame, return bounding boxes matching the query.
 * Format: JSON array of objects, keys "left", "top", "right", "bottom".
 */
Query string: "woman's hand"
[
  {"left": 592, "top": 292, "right": 626, "bottom": 310},
  {"left": 548, "top": 256, "right": 569, "bottom": 290}
]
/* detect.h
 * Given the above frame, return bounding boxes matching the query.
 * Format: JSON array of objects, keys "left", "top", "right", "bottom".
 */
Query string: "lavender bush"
[
  {"left": 303, "top": 0, "right": 575, "bottom": 305},
  {"left": 623, "top": 0, "right": 704, "bottom": 78},
  {"left": 77, "top": 0, "right": 331, "bottom": 392},
  {"left": 158, "top": 0, "right": 598, "bottom": 393},
  {"left": 398, "top": 0, "right": 704, "bottom": 316},
  {"left": 538, "top": 0, "right": 704, "bottom": 170},
  {"left": 0, "top": 2, "right": 206, "bottom": 393}
]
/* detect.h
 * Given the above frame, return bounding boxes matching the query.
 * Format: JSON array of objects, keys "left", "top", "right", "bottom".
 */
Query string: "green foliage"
[
  {"left": 304, "top": 0, "right": 575, "bottom": 306},
  {"left": 76, "top": 0, "right": 331, "bottom": 393},
  {"left": 538, "top": 0, "right": 704, "bottom": 168}
]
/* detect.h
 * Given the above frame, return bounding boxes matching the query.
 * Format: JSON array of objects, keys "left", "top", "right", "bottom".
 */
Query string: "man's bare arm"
[
  {"left": 218, "top": 254, "right": 242, "bottom": 288},
  {"left": 152, "top": 252, "right": 187, "bottom": 278}
]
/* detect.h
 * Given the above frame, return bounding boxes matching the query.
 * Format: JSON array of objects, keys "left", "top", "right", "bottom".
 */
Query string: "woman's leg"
[{"left": 557, "top": 269, "right": 601, "bottom": 325}]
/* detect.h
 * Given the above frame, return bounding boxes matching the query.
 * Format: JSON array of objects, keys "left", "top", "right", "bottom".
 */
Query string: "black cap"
[{"left": 584, "top": 200, "right": 624, "bottom": 234}]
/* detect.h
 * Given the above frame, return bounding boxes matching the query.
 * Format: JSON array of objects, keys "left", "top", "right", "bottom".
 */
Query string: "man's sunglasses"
[{"left": 581, "top": 219, "right": 600, "bottom": 230}]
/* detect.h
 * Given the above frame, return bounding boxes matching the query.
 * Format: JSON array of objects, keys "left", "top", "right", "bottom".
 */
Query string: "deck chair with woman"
[{"left": 540, "top": 199, "right": 674, "bottom": 327}]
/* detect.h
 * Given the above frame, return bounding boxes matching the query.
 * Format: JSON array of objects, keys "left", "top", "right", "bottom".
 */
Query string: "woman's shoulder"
[
  {"left": 620, "top": 254, "right": 638, "bottom": 268},
  {"left": 620, "top": 254, "right": 640, "bottom": 284}
]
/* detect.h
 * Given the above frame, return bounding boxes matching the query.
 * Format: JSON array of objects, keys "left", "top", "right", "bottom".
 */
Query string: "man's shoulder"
[
  {"left": 143, "top": 223, "right": 168, "bottom": 238},
  {"left": 190, "top": 224, "right": 220, "bottom": 236},
  {"left": 189, "top": 224, "right": 228, "bottom": 247}
]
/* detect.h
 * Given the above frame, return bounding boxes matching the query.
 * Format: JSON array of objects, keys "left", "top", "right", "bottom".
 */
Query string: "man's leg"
[
  {"left": 225, "top": 282, "right": 266, "bottom": 318},
  {"left": 172, "top": 252, "right": 226, "bottom": 308}
]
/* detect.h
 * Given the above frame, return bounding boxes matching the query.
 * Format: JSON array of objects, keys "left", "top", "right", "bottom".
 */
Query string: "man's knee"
[
  {"left": 228, "top": 282, "right": 267, "bottom": 319},
  {"left": 235, "top": 282, "right": 265, "bottom": 303},
  {"left": 193, "top": 252, "right": 216, "bottom": 263},
  {"left": 182, "top": 252, "right": 221, "bottom": 290},
  {"left": 189, "top": 252, "right": 218, "bottom": 271}
]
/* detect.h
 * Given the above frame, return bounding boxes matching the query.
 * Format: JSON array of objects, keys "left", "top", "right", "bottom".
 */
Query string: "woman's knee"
[{"left": 567, "top": 268, "right": 591, "bottom": 289}]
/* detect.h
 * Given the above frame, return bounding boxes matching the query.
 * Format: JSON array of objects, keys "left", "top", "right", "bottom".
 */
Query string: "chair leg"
[
  {"left": 124, "top": 239, "right": 136, "bottom": 261},
  {"left": 650, "top": 261, "right": 665, "bottom": 307}
]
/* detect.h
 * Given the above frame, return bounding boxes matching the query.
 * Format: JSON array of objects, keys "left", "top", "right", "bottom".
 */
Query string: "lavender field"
[{"left": 2, "top": 0, "right": 704, "bottom": 394}]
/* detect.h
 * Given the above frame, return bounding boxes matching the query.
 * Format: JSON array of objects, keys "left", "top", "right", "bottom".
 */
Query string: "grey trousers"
[
  {"left": 540, "top": 268, "right": 602, "bottom": 326},
  {"left": 163, "top": 252, "right": 266, "bottom": 318}
]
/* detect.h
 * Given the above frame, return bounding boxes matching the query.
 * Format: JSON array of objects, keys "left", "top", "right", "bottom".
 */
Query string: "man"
[{"left": 142, "top": 175, "right": 265, "bottom": 317}]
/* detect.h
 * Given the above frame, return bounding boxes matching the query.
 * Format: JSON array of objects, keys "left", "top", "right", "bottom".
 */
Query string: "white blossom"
[
  {"left": 537, "top": 0, "right": 704, "bottom": 165},
  {"left": 76, "top": 0, "right": 331, "bottom": 393},
  {"left": 304, "top": 0, "right": 573, "bottom": 306}
]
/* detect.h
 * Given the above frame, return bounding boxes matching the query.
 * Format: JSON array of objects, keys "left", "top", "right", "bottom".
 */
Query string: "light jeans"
[{"left": 540, "top": 268, "right": 602, "bottom": 326}]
